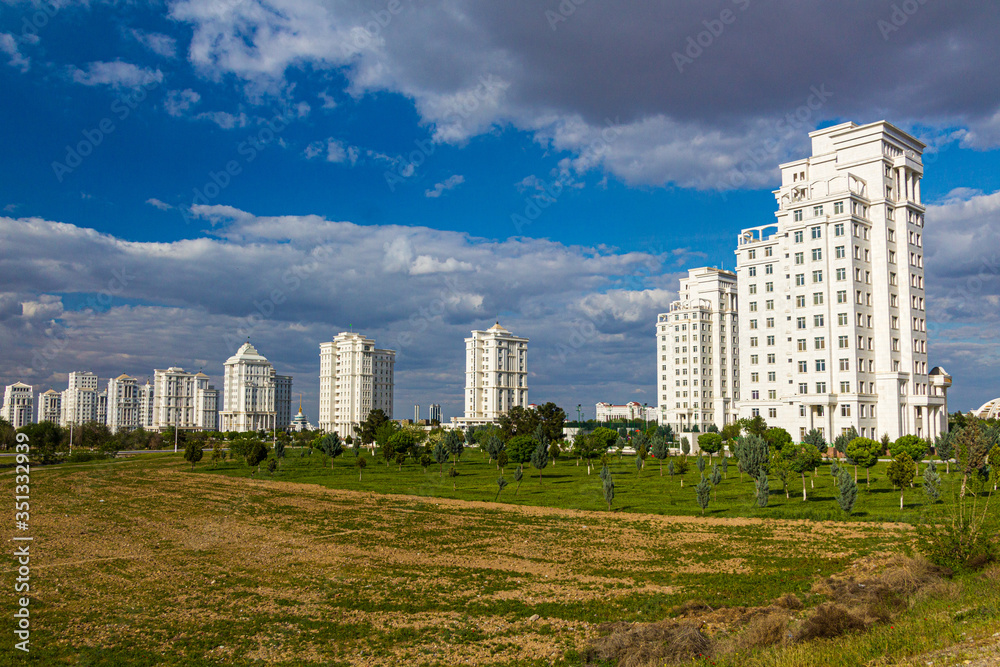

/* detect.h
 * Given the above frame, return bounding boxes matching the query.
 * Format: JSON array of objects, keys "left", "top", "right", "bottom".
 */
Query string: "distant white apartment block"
[
  {"left": 657, "top": 267, "right": 739, "bottom": 433},
  {"left": 152, "top": 367, "right": 219, "bottom": 432},
  {"left": 735, "top": 120, "right": 948, "bottom": 442},
  {"left": 458, "top": 323, "right": 528, "bottom": 426},
  {"left": 596, "top": 401, "right": 657, "bottom": 424},
  {"left": 60, "top": 371, "right": 100, "bottom": 426},
  {"left": 2, "top": 382, "right": 33, "bottom": 428},
  {"left": 319, "top": 332, "right": 396, "bottom": 436},
  {"left": 137, "top": 380, "right": 154, "bottom": 430},
  {"left": 428, "top": 403, "right": 442, "bottom": 423},
  {"left": 219, "top": 342, "right": 288, "bottom": 433},
  {"left": 107, "top": 374, "right": 155, "bottom": 433},
  {"left": 38, "top": 389, "right": 61, "bottom": 424}
]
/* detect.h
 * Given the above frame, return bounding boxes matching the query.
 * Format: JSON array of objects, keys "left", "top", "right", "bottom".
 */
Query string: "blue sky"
[{"left": 1, "top": 0, "right": 999, "bottom": 422}]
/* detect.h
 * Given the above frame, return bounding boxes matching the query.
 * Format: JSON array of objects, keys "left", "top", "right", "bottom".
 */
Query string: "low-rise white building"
[
  {"left": 974, "top": 395, "right": 1000, "bottom": 420},
  {"left": 290, "top": 397, "right": 315, "bottom": 432},
  {"left": 2, "top": 382, "right": 33, "bottom": 428},
  {"left": 595, "top": 401, "right": 657, "bottom": 424}
]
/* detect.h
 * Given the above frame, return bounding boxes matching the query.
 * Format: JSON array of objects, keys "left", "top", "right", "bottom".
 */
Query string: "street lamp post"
[{"left": 576, "top": 404, "right": 582, "bottom": 425}]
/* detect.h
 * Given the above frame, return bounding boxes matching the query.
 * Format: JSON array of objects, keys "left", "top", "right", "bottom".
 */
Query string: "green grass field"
[
  {"left": 2, "top": 452, "right": 995, "bottom": 666},
  {"left": 199, "top": 446, "right": 961, "bottom": 525}
]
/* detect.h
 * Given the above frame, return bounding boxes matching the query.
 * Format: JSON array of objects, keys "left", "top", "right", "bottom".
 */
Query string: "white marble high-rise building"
[
  {"left": 61, "top": 371, "right": 100, "bottom": 426},
  {"left": 38, "top": 389, "right": 61, "bottom": 424},
  {"left": 319, "top": 332, "right": 395, "bottom": 436},
  {"left": 460, "top": 323, "right": 528, "bottom": 425},
  {"left": 137, "top": 380, "right": 155, "bottom": 430},
  {"left": 107, "top": 374, "right": 143, "bottom": 433},
  {"left": 657, "top": 267, "right": 739, "bottom": 433},
  {"left": 219, "top": 342, "right": 284, "bottom": 432},
  {"left": 152, "top": 368, "right": 219, "bottom": 432},
  {"left": 2, "top": 382, "right": 33, "bottom": 428},
  {"left": 735, "top": 120, "right": 948, "bottom": 442}
]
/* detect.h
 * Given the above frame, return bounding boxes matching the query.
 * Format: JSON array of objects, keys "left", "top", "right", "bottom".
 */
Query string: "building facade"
[
  {"left": 319, "top": 332, "right": 396, "bottom": 436},
  {"left": 596, "top": 401, "right": 657, "bottom": 424},
  {"left": 219, "top": 342, "right": 280, "bottom": 432},
  {"left": 275, "top": 374, "right": 292, "bottom": 430},
  {"left": 2, "top": 382, "right": 33, "bottom": 428},
  {"left": 974, "top": 395, "right": 1000, "bottom": 421},
  {"left": 38, "top": 389, "right": 61, "bottom": 424},
  {"left": 428, "top": 403, "right": 442, "bottom": 423},
  {"left": 657, "top": 267, "right": 739, "bottom": 433},
  {"left": 107, "top": 374, "right": 141, "bottom": 433},
  {"left": 60, "top": 371, "right": 100, "bottom": 426},
  {"left": 460, "top": 323, "right": 528, "bottom": 426},
  {"left": 734, "top": 120, "right": 948, "bottom": 442},
  {"left": 152, "top": 368, "right": 219, "bottom": 432},
  {"left": 137, "top": 380, "right": 155, "bottom": 430}
]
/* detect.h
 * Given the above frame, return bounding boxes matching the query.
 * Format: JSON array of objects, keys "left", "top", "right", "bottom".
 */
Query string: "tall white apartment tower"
[
  {"left": 462, "top": 323, "right": 528, "bottom": 424},
  {"left": 137, "top": 380, "right": 155, "bottom": 429},
  {"left": 38, "top": 389, "right": 62, "bottom": 424},
  {"left": 107, "top": 374, "right": 140, "bottom": 433},
  {"left": 152, "top": 368, "right": 219, "bottom": 432},
  {"left": 220, "top": 342, "right": 279, "bottom": 432},
  {"left": 61, "top": 371, "right": 100, "bottom": 426},
  {"left": 735, "top": 121, "right": 947, "bottom": 442},
  {"left": 657, "top": 267, "right": 739, "bottom": 433},
  {"left": 2, "top": 382, "right": 34, "bottom": 428},
  {"left": 319, "top": 332, "right": 396, "bottom": 436}
]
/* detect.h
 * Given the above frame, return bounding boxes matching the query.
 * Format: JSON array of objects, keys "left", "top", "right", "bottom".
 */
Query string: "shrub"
[
  {"left": 890, "top": 434, "right": 928, "bottom": 464},
  {"left": 66, "top": 450, "right": 111, "bottom": 463},
  {"left": 837, "top": 469, "right": 858, "bottom": 514},
  {"left": 695, "top": 475, "right": 711, "bottom": 514},
  {"left": 923, "top": 461, "right": 942, "bottom": 502},
  {"left": 916, "top": 492, "right": 997, "bottom": 572},
  {"left": 754, "top": 474, "right": 769, "bottom": 508},
  {"left": 736, "top": 434, "right": 769, "bottom": 481},
  {"left": 507, "top": 435, "right": 537, "bottom": 464}
]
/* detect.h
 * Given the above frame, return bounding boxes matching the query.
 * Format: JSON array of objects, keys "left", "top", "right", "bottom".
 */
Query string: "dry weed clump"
[
  {"left": 773, "top": 592, "right": 804, "bottom": 610},
  {"left": 589, "top": 620, "right": 711, "bottom": 667},
  {"left": 735, "top": 612, "right": 789, "bottom": 649},
  {"left": 589, "top": 554, "right": 953, "bottom": 665},
  {"left": 977, "top": 562, "right": 1000, "bottom": 586},
  {"left": 793, "top": 602, "right": 870, "bottom": 641}
]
